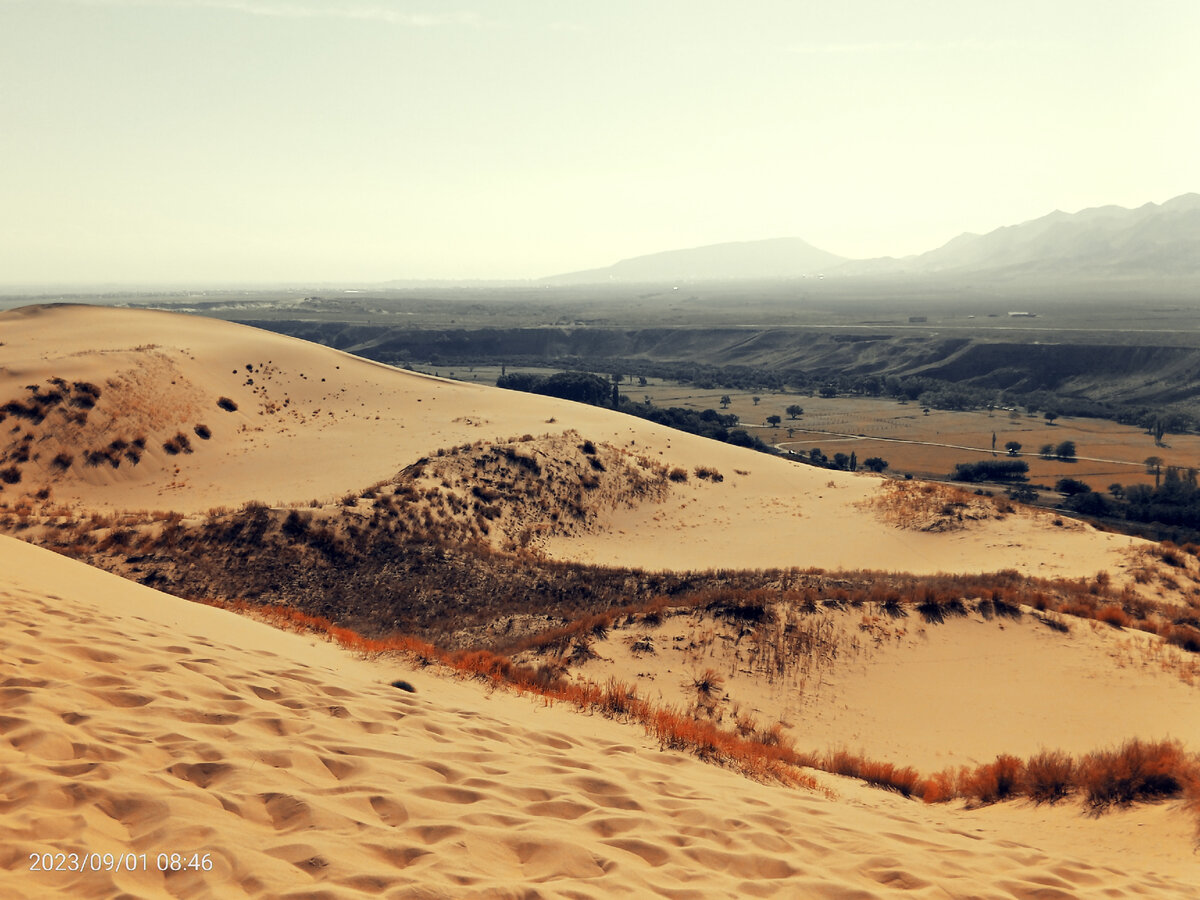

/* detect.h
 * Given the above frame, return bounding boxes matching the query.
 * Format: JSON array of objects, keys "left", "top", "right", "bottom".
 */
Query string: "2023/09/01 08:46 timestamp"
[{"left": 28, "top": 851, "right": 214, "bottom": 873}]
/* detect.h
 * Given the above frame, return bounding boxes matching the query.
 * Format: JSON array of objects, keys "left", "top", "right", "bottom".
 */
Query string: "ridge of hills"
[
  {"left": 545, "top": 193, "right": 1200, "bottom": 283},
  {"left": 544, "top": 236, "right": 846, "bottom": 284}
]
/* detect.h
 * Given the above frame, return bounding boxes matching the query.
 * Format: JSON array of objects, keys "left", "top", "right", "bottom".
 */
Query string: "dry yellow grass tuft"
[{"left": 866, "top": 480, "right": 1007, "bottom": 532}]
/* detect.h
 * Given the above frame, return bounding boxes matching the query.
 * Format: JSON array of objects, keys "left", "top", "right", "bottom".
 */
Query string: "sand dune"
[
  {"left": 3, "top": 304, "right": 1199, "bottom": 898},
  {"left": 2, "top": 534, "right": 1198, "bottom": 899},
  {"left": 531, "top": 601, "right": 1200, "bottom": 773},
  {"left": 0, "top": 304, "right": 1150, "bottom": 581}
]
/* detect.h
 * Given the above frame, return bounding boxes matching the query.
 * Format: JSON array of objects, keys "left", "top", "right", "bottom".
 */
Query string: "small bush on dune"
[
  {"left": 1095, "top": 605, "right": 1131, "bottom": 628},
  {"left": 1079, "top": 739, "right": 1192, "bottom": 809},
  {"left": 217, "top": 396, "right": 238, "bottom": 412},
  {"left": 959, "top": 754, "right": 1024, "bottom": 805},
  {"left": 692, "top": 667, "right": 725, "bottom": 697},
  {"left": 1164, "top": 624, "right": 1200, "bottom": 653},
  {"left": 921, "top": 770, "right": 958, "bottom": 804},
  {"left": 1024, "top": 750, "right": 1076, "bottom": 804},
  {"left": 162, "top": 432, "right": 193, "bottom": 455},
  {"left": 668, "top": 467, "right": 688, "bottom": 482},
  {"left": 0, "top": 466, "right": 20, "bottom": 485},
  {"left": 824, "top": 750, "right": 922, "bottom": 798},
  {"left": 194, "top": 424, "right": 212, "bottom": 440}
]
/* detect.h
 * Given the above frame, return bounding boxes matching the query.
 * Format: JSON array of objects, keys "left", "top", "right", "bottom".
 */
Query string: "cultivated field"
[{"left": 457, "top": 367, "right": 1193, "bottom": 492}]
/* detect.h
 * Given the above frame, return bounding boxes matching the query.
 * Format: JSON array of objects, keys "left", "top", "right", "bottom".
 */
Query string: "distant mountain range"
[
  {"left": 543, "top": 193, "right": 1200, "bottom": 284},
  {"left": 543, "top": 237, "right": 846, "bottom": 284}
]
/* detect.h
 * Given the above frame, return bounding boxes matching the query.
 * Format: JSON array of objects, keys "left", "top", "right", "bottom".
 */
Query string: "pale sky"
[{"left": 1, "top": 0, "right": 1197, "bottom": 284}]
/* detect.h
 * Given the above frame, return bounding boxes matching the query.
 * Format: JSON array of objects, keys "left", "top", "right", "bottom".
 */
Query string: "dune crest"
[{"left": 0, "top": 304, "right": 1153, "bottom": 582}]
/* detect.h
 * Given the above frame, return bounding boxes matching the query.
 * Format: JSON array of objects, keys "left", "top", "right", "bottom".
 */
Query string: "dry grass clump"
[
  {"left": 694, "top": 465, "right": 724, "bottom": 482},
  {"left": 957, "top": 754, "right": 1024, "bottom": 805},
  {"left": 667, "top": 466, "right": 688, "bottom": 483},
  {"left": 691, "top": 667, "right": 725, "bottom": 697},
  {"left": 867, "top": 480, "right": 1003, "bottom": 532},
  {"left": 910, "top": 740, "right": 1200, "bottom": 812},
  {"left": 1023, "top": 749, "right": 1076, "bottom": 804},
  {"left": 824, "top": 750, "right": 923, "bottom": 798}
]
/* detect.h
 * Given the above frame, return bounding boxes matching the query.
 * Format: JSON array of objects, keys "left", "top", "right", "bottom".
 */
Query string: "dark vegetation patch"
[
  {"left": 162, "top": 432, "right": 193, "bottom": 455},
  {"left": 498, "top": 371, "right": 775, "bottom": 455}
]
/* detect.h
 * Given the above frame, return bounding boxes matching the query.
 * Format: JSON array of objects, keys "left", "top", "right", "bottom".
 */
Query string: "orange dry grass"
[
  {"left": 193, "top": 597, "right": 1200, "bottom": 819},
  {"left": 207, "top": 598, "right": 819, "bottom": 789},
  {"left": 1078, "top": 739, "right": 1195, "bottom": 809}
]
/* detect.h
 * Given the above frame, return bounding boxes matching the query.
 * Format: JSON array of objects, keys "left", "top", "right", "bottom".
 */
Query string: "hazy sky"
[{"left": 1, "top": 0, "right": 1197, "bottom": 284}]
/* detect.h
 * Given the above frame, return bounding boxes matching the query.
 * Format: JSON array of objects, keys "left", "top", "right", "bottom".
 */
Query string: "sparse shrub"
[
  {"left": 668, "top": 467, "right": 688, "bottom": 482},
  {"left": 1078, "top": 739, "right": 1191, "bottom": 809},
  {"left": 694, "top": 465, "right": 723, "bottom": 481},
  {"left": 1164, "top": 624, "right": 1200, "bottom": 653},
  {"left": 1023, "top": 750, "right": 1075, "bottom": 804},
  {"left": 692, "top": 668, "right": 725, "bottom": 697},
  {"left": 959, "top": 754, "right": 1024, "bottom": 805},
  {"left": 916, "top": 596, "right": 967, "bottom": 624},
  {"left": 580, "top": 439, "right": 597, "bottom": 455},
  {"left": 281, "top": 510, "right": 311, "bottom": 538},
  {"left": 921, "top": 770, "right": 958, "bottom": 804},
  {"left": 824, "top": 750, "right": 922, "bottom": 798},
  {"left": 51, "top": 452, "right": 74, "bottom": 471},
  {"left": 194, "top": 424, "right": 212, "bottom": 440},
  {"left": 217, "top": 396, "right": 238, "bottom": 412},
  {"left": 1095, "top": 605, "right": 1130, "bottom": 628},
  {"left": 162, "top": 432, "right": 193, "bottom": 455},
  {"left": 1159, "top": 546, "right": 1186, "bottom": 568},
  {"left": 0, "top": 466, "right": 19, "bottom": 485}
]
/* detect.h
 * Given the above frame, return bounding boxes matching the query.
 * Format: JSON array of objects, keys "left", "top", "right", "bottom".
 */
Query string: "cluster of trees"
[
  {"left": 790, "top": 448, "right": 888, "bottom": 473},
  {"left": 1072, "top": 466, "right": 1200, "bottom": 532},
  {"left": 496, "top": 371, "right": 614, "bottom": 406},
  {"left": 617, "top": 402, "right": 774, "bottom": 453},
  {"left": 950, "top": 459, "right": 1030, "bottom": 483},
  {"left": 1038, "top": 440, "right": 1076, "bottom": 461}
]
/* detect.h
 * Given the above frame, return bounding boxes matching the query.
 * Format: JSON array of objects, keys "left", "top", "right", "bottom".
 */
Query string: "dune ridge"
[{"left": 0, "top": 304, "right": 1153, "bottom": 581}]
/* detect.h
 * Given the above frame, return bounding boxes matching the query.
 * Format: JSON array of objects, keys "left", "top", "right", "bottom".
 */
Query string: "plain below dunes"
[
  {"left": 0, "top": 303, "right": 1150, "bottom": 580},
  {"left": 3, "top": 534, "right": 1199, "bottom": 900}
]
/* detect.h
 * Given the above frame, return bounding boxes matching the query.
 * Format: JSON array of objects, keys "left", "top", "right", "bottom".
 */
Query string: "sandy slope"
[
  {"left": 0, "top": 304, "right": 1149, "bottom": 581},
  {"left": 538, "top": 604, "right": 1200, "bottom": 773},
  {"left": 2, "top": 534, "right": 1198, "bottom": 899}
]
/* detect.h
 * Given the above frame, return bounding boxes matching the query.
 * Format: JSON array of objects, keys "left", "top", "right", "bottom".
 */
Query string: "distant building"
[{"left": 1008, "top": 311, "right": 1037, "bottom": 317}]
